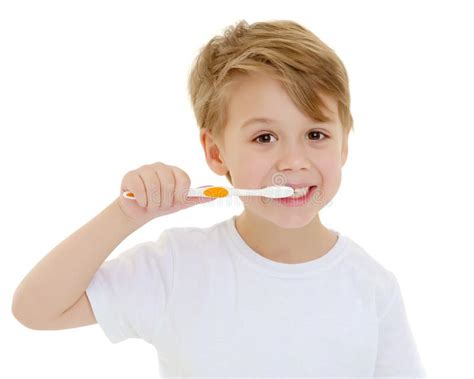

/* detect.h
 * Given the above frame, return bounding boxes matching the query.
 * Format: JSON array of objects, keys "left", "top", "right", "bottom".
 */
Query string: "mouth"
[
  {"left": 273, "top": 185, "right": 318, "bottom": 206},
  {"left": 256, "top": 183, "right": 318, "bottom": 201},
  {"left": 288, "top": 185, "right": 316, "bottom": 198}
]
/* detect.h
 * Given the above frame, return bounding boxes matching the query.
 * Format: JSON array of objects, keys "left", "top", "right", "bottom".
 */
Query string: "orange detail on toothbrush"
[{"left": 203, "top": 186, "right": 229, "bottom": 198}]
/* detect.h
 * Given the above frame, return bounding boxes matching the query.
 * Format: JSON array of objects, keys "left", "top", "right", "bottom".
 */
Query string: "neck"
[{"left": 234, "top": 209, "right": 337, "bottom": 264}]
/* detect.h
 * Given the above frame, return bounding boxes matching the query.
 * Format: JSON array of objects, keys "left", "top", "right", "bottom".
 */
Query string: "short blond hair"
[{"left": 187, "top": 19, "right": 354, "bottom": 185}]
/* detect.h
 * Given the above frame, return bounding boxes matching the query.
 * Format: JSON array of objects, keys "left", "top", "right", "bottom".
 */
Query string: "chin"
[
  {"left": 241, "top": 198, "right": 321, "bottom": 229},
  {"left": 263, "top": 210, "right": 318, "bottom": 230}
]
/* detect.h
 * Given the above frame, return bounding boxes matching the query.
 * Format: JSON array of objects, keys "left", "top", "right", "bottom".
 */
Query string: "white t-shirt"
[{"left": 86, "top": 215, "right": 427, "bottom": 378}]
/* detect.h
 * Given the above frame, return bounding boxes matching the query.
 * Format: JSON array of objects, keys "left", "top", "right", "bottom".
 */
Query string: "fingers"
[
  {"left": 141, "top": 163, "right": 175, "bottom": 211},
  {"left": 121, "top": 171, "right": 147, "bottom": 208},
  {"left": 121, "top": 162, "right": 203, "bottom": 215},
  {"left": 171, "top": 165, "right": 192, "bottom": 206}
]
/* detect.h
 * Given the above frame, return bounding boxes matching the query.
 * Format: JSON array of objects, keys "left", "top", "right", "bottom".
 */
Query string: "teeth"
[{"left": 290, "top": 186, "right": 310, "bottom": 198}]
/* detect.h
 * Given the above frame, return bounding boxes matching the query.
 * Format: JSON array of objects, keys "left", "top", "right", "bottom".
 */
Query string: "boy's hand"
[{"left": 117, "top": 162, "right": 216, "bottom": 224}]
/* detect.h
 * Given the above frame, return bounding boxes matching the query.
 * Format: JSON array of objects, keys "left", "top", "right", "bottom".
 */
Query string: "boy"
[{"left": 12, "top": 19, "right": 426, "bottom": 377}]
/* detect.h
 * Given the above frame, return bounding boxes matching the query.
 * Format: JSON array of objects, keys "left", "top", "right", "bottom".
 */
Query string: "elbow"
[
  {"left": 13, "top": 314, "right": 40, "bottom": 330},
  {"left": 12, "top": 297, "right": 28, "bottom": 329},
  {"left": 11, "top": 291, "right": 41, "bottom": 330},
  {"left": 12, "top": 308, "right": 45, "bottom": 331},
  {"left": 11, "top": 291, "right": 24, "bottom": 325}
]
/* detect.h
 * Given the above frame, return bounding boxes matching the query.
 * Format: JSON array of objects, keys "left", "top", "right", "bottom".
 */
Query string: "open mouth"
[
  {"left": 288, "top": 186, "right": 313, "bottom": 198},
  {"left": 274, "top": 185, "right": 318, "bottom": 206}
]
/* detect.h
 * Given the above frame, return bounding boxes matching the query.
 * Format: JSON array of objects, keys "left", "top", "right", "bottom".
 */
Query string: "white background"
[{"left": 2, "top": 1, "right": 473, "bottom": 378}]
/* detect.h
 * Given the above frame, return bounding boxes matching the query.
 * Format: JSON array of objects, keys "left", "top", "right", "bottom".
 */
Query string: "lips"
[
  {"left": 290, "top": 186, "right": 311, "bottom": 197},
  {"left": 285, "top": 183, "right": 317, "bottom": 190},
  {"left": 274, "top": 185, "right": 318, "bottom": 206},
  {"left": 289, "top": 185, "right": 318, "bottom": 198}
]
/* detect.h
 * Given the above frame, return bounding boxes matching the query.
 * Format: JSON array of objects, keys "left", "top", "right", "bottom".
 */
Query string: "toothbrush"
[{"left": 122, "top": 185, "right": 294, "bottom": 200}]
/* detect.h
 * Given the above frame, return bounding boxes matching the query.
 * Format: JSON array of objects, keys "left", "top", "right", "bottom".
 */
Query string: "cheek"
[
  {"left": 232, "top": 159, "right": 270, "bottom": 187},
  {"left": 320, "top": 157, "right": 341, "bottom": 175},
  {"left": 316, "top": 147, "right": 343, "bottom": 172},
  {"left": 317, "top": 154, "right": 343, "bottom": 197}
]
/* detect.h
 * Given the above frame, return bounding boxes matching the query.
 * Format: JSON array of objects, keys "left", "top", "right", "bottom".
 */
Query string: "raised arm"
[{"left": 11, "top": 198, "right": 144, "bottom": 329}]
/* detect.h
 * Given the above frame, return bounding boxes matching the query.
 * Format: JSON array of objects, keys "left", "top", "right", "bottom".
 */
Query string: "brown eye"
[
  {"left": 254, "top": 133, "right": 276, "bottom": 144},
  {"left": 308, "top": 131, "right": 328, "bottom": 140}
]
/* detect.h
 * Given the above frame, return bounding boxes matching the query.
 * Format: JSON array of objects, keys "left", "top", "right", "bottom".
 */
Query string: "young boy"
[{"left": 12, "top": 19, "right": 426, "bottom": 377}]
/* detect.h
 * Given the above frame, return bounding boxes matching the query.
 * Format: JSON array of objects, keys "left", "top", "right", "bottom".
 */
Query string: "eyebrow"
[
  {"left": 240, "top": 117, "right": 276, "bottom": 129},
  {"left": 240, "top": 116, "right": 334, "bottom": 129}
]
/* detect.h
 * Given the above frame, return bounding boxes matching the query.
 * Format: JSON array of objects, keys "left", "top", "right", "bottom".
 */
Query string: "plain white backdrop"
[{"left": 2, "top": 1, "right": 473, "bottom": 378}]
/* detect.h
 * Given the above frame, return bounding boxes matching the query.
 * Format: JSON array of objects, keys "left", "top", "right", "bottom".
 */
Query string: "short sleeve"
[
  {"left": 85, "top": 230, "right": 174, "bottom": 345},
  {"left": 374, "top": 273, "right": 427, "bottom": 378}
]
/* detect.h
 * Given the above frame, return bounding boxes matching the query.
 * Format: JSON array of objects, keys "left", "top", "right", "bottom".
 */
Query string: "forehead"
[{"left": 226, "top": 72, "right": 338, "bottom": 128}]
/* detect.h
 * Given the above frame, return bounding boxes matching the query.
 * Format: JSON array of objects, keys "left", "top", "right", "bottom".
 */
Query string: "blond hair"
[{"left": 187, "top": 19, "right": 354, "bottom": 185}]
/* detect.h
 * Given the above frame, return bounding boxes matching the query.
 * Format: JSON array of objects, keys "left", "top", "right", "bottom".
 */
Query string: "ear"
[
  {"left": 200, "top": 128, "right": 229, "bottom": 176},
  {"left": 341, "top": 129, "right": 349, "bottom": 167}
]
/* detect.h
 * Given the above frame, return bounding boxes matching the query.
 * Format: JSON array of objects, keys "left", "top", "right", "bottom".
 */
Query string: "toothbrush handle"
[
  {"left": 122, "top": 186, "right": 212, "bottom": 199},
  {"left": 186, "top": 187, "right": 208, "bottom": 197}
]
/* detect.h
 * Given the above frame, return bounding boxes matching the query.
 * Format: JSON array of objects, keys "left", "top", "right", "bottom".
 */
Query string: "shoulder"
[
  {"left": 159, "top": 218, "right": 227, "bottom": 256},
  {"left": 340, "top": 234, "right": 397, "bottom": 294},
  {"left": 337, "top": 234, "right": 402, "bottom": 321}
]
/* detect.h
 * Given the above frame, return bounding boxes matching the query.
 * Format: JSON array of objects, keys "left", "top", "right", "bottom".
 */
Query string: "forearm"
[{"left": 12, "top": 198, "right": 144, "bottom": 325}]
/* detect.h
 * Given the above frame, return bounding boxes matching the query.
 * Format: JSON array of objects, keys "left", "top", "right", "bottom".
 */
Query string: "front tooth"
[
  {"left": 291, "top": 187, "right": 310, "bottom": 197},
  {"left": 295, "top": 186, "right": 309, "bottom": 193}
]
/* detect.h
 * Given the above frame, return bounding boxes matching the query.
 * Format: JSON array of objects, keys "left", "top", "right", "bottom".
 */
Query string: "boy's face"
[{"left": 200, "top": 71, "right": 349, "bottom": 228}]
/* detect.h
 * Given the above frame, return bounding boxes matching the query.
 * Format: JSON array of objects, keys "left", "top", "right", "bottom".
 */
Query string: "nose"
[{"left": 276, "top": 143, "right": 311, "bottom": 172}]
